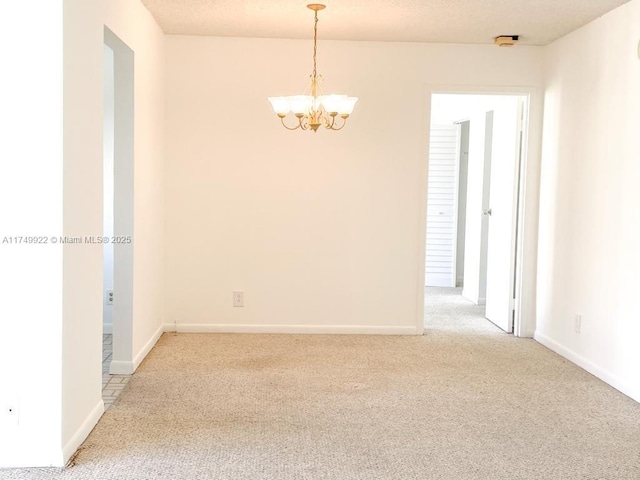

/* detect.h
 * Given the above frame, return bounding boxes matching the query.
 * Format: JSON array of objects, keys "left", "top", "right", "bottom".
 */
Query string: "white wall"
[
  {"left": 0, "top": 0, "right": 166, "bottom": 468},
  {"left": 0, "top": 2, "right": 65, "bottom": 468},
  {"left": 60, "top": 0, "right": 166, "bottom": 460},
  {"left": 536, "top": 0, "right": 640, "bottom": 402},
  {"left": 431, "top": 94, "right": 516, "bottom": 124},
  {"left": 62, "top": 0, "right": 105, "bottom": 462},
  {"left": 164, "top": 37, "right": 543, "bottom": 333},
  {"left": 103, "top": 0, "right": 166, "bottom": 371}
]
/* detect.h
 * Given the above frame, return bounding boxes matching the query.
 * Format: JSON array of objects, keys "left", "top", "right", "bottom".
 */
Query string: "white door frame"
[
  {"left": 454, "top": 120, "right": 471, "bottom": 289},
  {"left": 417, "top": 85, "right": 542, "bottom": 338},
  {"left": 104, "top": 27, "right": 135, "bottom": 373}
]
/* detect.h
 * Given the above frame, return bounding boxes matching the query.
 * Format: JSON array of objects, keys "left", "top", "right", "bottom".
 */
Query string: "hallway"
[{"left": 424, "top": 287, "right": 502, "bottom": 334}]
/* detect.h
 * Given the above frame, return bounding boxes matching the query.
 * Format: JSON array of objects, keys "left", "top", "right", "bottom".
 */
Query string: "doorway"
[
  {"left": 424, "top": 93, "right": 528, "bottom": 334},
  {"left": 103, "top": 42, "right": 115, "bottom": 383},
  {"left": 102, "top": 27, "right": 135, "bottom": 409}
]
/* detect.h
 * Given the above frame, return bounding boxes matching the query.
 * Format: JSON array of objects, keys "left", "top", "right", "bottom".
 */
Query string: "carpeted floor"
[
  {"left": 424, "top": 286, "right": 501, "bottom": 334},
  {"left": 2, "top": 289, "right": 640, "bottom": 479}
]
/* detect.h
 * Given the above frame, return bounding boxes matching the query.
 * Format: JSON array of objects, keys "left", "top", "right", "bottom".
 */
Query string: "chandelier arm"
[
  {"left": 328, "top": 117, "right": 348, "bottom": 131},
  {"left": 322, "top": 114, "right": 331, "bottom": 129},
  {"left": 324, "top": 113, "right": 336, "bottom": 129},
  {"left": 280, "top": 116, "right": 302, "bottom": 131}
]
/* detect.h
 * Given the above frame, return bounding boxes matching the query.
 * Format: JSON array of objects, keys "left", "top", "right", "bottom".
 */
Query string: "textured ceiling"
[{"left": 140, "top": 0, "right": 631, "bottom": 46}]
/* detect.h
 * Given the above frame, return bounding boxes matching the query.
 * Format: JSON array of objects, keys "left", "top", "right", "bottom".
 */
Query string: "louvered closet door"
[{"left": 425, "top": 124, "right": 460, "bottom": 287}]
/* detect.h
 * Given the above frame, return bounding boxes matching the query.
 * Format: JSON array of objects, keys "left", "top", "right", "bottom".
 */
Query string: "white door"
[
  {"left": 484, "top": 97, "right": 523, "bottom": 332},
  {"left": 425, "top": 124, "right": 460, "bottom": 287}
]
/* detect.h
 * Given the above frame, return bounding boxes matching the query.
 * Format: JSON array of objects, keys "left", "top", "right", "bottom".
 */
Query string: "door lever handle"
[{"left": 483, "top": 208, "right": 492, "bottom": 216}]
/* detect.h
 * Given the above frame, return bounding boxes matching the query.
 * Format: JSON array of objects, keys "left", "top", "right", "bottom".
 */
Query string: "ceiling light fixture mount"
[
  {"left": 268, "top": 4, "right": 358, "bottom": 132},
  {"left": 307, "top": 3, "right": 326, "bottom": 12},
  {"left": 494, "top": 35, "right": 519, "bottom": 47}
]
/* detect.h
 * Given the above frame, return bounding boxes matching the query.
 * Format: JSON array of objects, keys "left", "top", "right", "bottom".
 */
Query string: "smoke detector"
[{"left": 494, "top": 35, "right": 519, "bottom": 47}]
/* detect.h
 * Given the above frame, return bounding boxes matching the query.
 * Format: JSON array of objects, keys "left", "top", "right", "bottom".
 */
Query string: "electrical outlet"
[
  {"left": 233, "top": 291, "right": 244, "bottom": 307},
  {"left": 574, "top": 314, "right": 582, "bottom": 334},
  {"left": 106, "top": 290, "right": 114, "bottom": 305}
]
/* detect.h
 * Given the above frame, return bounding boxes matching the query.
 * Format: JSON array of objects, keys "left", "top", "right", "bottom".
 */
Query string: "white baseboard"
[
  {"left": 461, "top": 288, "right": 474, "bottom": 303},
  {"left": 132, "top": 324, "right": 164, "bottom": 371},
  {"left": 102, "top": 323, "right": 113, "bottom": 334},
  {"left": 518, "top": 326, "right": 535, "bottom": 338},
  {"left": 109, "top": 324, "right": 164, "bottom": 375},
  {"left": 62, "top": 399, "right": 104, "bottom": 465},
  {"left": 534, "top": 331, "right": 640, "bottom": 403},
  {"left": 163, "top": 323, "right": 419, "bottom": 335},
  {"left": 462, "top": 289, "right": 485, "bottom": 306},
  {"left": 109, "top": 360, "right": 133, "bottom": 375},
  {"left": 425, "top": 276, "right": 455, "bottom": 287}
]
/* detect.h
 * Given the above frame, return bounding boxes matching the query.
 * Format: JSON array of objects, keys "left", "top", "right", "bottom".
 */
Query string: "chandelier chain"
[
  {"left": 312, "top": 9, "right": 319, "bottom": 80},
  {"left": 267, "top": 4, "right": 357, "bottom": 133}
]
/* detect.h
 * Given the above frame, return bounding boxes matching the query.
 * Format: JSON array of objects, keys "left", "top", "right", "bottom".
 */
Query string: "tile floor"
[{"left": 102, "top": 334, "right": 131, "bottom": 410}]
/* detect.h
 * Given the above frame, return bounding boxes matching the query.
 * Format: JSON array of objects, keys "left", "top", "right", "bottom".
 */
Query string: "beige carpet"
[
  {"left": 424, "top": 286, "right": 501, "bottom": 334},
  {"left": 3, "top": 292, "right": 640, "bottom": 479}
]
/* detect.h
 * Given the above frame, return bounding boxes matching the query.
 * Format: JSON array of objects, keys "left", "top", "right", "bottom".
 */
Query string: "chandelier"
[{"left": 268, "top": 4, "right": 358, "bottom": 132}]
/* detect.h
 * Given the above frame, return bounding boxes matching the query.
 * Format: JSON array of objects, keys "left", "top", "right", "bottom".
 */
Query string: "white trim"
[
  {"left": 104, "top": 26, "right": 136, "bottom": 374},
  {"left": 164, "top": 324, "right": 419, "bottom": 335},
  {"left": 414, "top": 87, "right": 431, "bottom": 336},
  {"left": 421, "top": 84, "right": 541, "bottom": 338},
  {"left": 534, "top": 331, "right": 640, "bottom": 403},
  {"left": 109, "top": 360, "right": 133, "bottom": 375},
  {"left": 62, "top": 400, "right": 104, "bottom": 464},
  {"left": 102, "top": 322, "right": 113, "bottom": 334},
  {"left": 461, "top": 289, "right": 485, "bottom": 306},
  {"left": 451, "top": 123, "right": 462, "bottom": 288},
  {"left": 132, "top": 324, "right": 164, "bottom": 371},
  {"left": 109, "top": 324, "right": 164, "bottom": 374},
  {"left": 461, "top": 287, "right": 473, "bottom": 303},
  {"left": 519, "top": 325, "right": 536, "bottom": 338}
]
